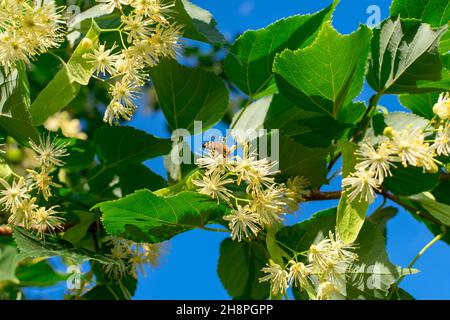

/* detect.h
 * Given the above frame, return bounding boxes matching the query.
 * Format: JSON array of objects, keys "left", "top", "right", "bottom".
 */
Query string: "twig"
[{"left": 306, "top": 190, "right": 342, "bottom": 201}]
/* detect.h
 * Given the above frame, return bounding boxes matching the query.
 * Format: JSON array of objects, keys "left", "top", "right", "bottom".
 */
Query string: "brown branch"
[
  {"left": 380, "top": 189, "right": 442, "bottom": 226},
  {"left": 306, "top": 190, "right": 342, "bottom": 201}
]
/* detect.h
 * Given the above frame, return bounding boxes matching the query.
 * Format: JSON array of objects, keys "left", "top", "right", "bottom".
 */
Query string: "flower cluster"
[
  {"left": 259, "top": 230, "right": 358, "bottom": 300},
  {"left": 0, "top": 0, "right": 65, "bottom": 71},
  {"left": 0, "top": 134, "right": 69, "bottom": 237},
  {"left": 104, "top": 236, "right": 164, "bottom": 279},
  {"left": 192, "top": 138, "right": 310, "bottom": 242},
  {"left": 83, "top": 0, "right": 182, "bottom": 125},
  {"left": 44, "top": 111, "right": 88, "bottom": 140},
  {"left": 342, "top": 92, "right": 450, "bottom": 204}
]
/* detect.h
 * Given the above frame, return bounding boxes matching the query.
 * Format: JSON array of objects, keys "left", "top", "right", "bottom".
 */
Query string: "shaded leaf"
[
  {"left": 398, "top": 92, "right": 440, "bottom": 119},
  {"left": 93, "top": 125, "right": 172, "bottom": 166},
  {"left": 217, "top": 238, "right": 270, "bottom": 300},
  {"left": 384, "top": 166, "right": 440, "bottom": 196},
  {"left": 12, "top": 226, "right": 118, "bottom": 266},
  {"left": 149, "top": 59, "right": 229, "bottom": 132},
  {"left": 276, "top": 134, "right": 328, "bottom": 188},
  {"left": 16, "top": 260, "right": 67, "bottom": 287}
]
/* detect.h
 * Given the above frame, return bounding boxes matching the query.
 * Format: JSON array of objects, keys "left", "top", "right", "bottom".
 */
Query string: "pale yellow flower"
[
  {"left": 355, "top": 142, "right": 395, "bottom": 183},
  {"left": 29, "top": 134, "right": 69, "bottom": 168},
  {"left": 27, "top": 168, "right": 61, "bottom": 201},
  {"left": 433, "top": 92, "right": 450, "bottom": 119},
  {"left": 32, "top": 206, "right": 64, "bottom": 237},
  {"left": 0, "top": 177, "right": 29, "bottom": 212},
  {"left": 341, "top": 169, "right": 379, "bottom": 203},
  {"left": 191, "top": 172, "right": 233, "bottom": 203},
  {"left": 433, "top": 124, "right": 450, "bottom": 156},
  {"left": 288, "top": 261, "right": 311, "bottom": 288},
  {"left": 84, "top": 43, "right": 120, "bottom": 76},
  {"left": 316, "top": 281, "right": 342, "bottom": 300},
  {"left": 259, "top": 262, "right": 289, "bottom": 296},
  {"left": 223, "top": 205, "right": 261, "bottom": 242}
]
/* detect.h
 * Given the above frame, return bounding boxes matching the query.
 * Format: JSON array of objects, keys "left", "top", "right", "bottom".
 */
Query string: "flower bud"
[
  {"left": 80, "top": 38, "right": 93, "bottom": 50},
  {"left": 383, "top": 126, "right": 395, "bottom": 139}
]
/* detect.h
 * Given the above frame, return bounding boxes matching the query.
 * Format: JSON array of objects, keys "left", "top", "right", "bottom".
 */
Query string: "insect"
[{"left": 202, "top": 138, "right": 235, "bottom": 157}]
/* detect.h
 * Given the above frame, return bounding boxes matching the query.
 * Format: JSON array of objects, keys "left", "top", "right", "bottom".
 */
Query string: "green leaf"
[
  {"left": 62, "top": 211, "right": 97, "bottom": 246},
  {"left": 0, "top": 246, "right": 19, "bottom": 283},
  {"left": 440, "top": 31, "right": 450, "bottom": 54},
  {"left": 422, "top": 1, "right": 450, "bottom": 27},
  {"left": 277, "top": 134, "right": 328, "bottom": 188},
  {"left": 83, "top": 275, "right": 137, "bottom": 300},
  {"left": 217, "top": 238, "right": 270, "bottom": 300},
  {"left": 224, "top": 1, "right": 337, "bottom": 98},
  {"left": 163, "top": 0, "right": 225, "bottom": 45},
  {"left": 367, "top": 18, "right": 448, "bottom": 94},
  {"left": 149, "top": 59, "right": 229, "bottom": 133},
  {"left": 384, "top": 166, "right": 440, "bottom": 196},
  {"left": 391, "top": 0, "right": 450, "bottom": 27},
  {"left": 274, "top": 22, "right": 371, "bottom": 118},
  {"left": 337, "top": 142, "right": 368, "bottom": 243},
  {"left": 93, "top": 125, "right": 172, "bottom": 166},
  {"left": 178, "top": 0, "right": 225, "bottom": 44},
  {"left": 265, "top": 226, "right": 289, "bottom": 265},
  {"left": 390, "top": 287, "right": 416, "bottom": 300},
  {"left": 16, "top": 260, "right": 67, "bottom": 287},
  {"left": 276, "top": 208, "right": 416, "bottom": 299},
  {"left": 410, "top": 192, "right": 450, "bottom": 226},
  {"left": 230, "top": 96, "right": 272, "bottom": 140},
  {"left": 29, "top": 20, "right": 101, "bottom": 125},
  {"left": 390, "top": 0, "right": 429, "bottom": 20},
  {"left": 88, "top": 163, "right": 167, "bottom": 197},
  {"left": 12, "top": 226, "right": 118, "bottom": 266},
  {"left": 61, "top": 138, "right": 96, "bottom": 172},
  {"left": 398, "top": 92, "right": 440, "bottom": 119},
  {"left": 0, "top": 115, "right": 39, "bottom": 145},
  {"left": 264, "top": 94, "right": 351, "bottom": 148},
  {"left": 368, "top": 206, "right": 398, "bottom": 239},
  {"left": 95, "top": 190, "right": 230, "bottom": 243},
  {"left": 0, "top": 63, "right": 39, "bottom": 144}
]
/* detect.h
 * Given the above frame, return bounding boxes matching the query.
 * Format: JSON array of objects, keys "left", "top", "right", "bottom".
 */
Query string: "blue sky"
[{"left": 25, "top": 0, "right": 450, "bottom": 299}]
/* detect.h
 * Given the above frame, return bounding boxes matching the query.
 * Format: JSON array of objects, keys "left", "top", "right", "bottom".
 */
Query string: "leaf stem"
[
  {"left": 388, "top": 230, "right": 446, "bottom": 298},
  {"left": 352, "top": 92, "right": 383, "bottom": 141}
]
